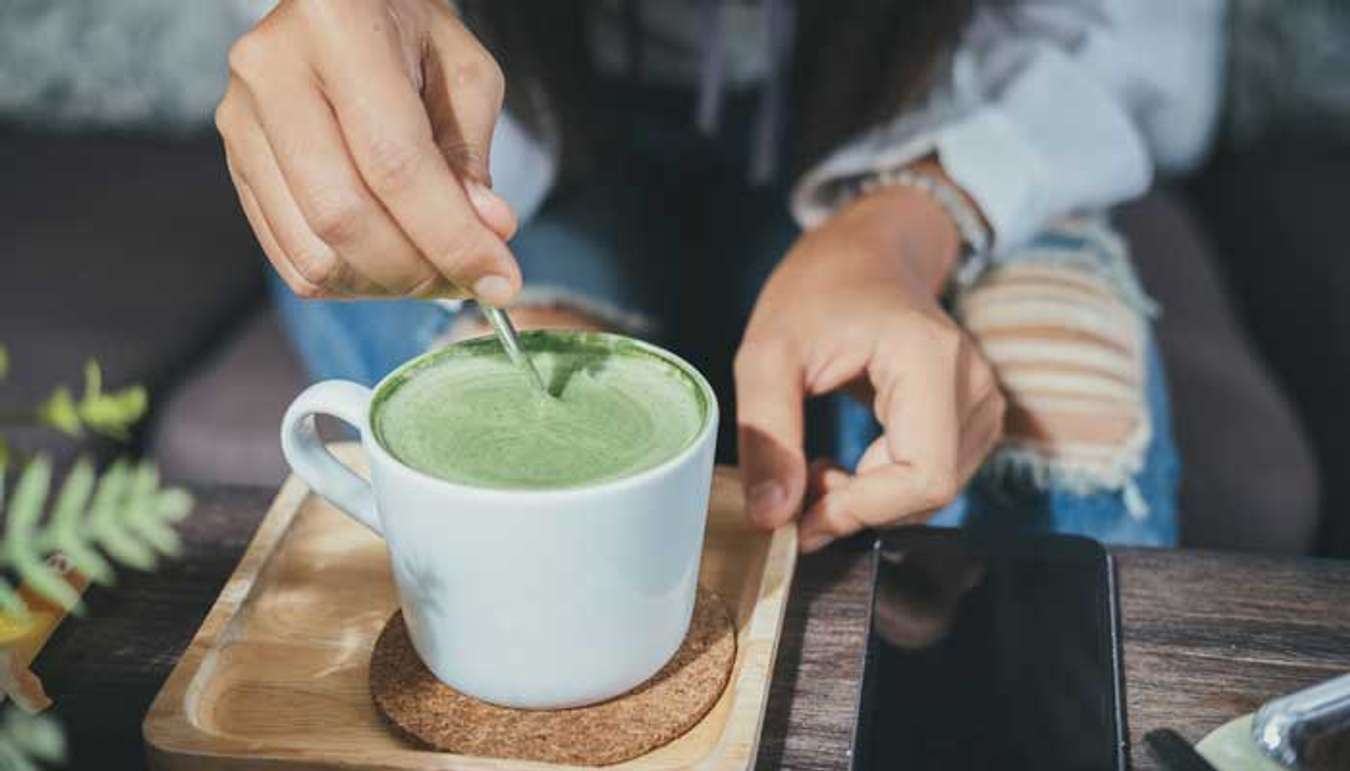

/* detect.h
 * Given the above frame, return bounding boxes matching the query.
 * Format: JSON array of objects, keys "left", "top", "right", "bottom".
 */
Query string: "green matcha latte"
[{"left": 373, "top": 331, "right": 708, "bottom": 489}]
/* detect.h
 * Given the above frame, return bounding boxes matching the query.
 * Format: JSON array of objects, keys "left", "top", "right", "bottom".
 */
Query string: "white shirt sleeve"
[
  {"left": 790, "top": 0, "right": 1226, "bottom": 256},
  {"left": 488, "top": 111, "right": 559, "bottom": 226}
]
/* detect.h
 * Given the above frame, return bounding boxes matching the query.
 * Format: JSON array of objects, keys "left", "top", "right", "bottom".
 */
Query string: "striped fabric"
[{"left": 955, "top": 258, "right": 1151, "bottom": 509}]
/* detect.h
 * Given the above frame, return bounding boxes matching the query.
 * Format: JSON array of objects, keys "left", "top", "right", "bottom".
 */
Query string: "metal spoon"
[{"left": 480, "top": 305, "right": 549, "bottom": 396}]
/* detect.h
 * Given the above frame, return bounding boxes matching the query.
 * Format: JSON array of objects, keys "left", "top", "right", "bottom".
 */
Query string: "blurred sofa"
[{"left": 2, "top": 121, "right": 1341, "bottom": 556}]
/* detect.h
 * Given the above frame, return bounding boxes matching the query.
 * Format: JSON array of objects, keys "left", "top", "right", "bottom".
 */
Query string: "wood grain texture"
[
  {"left": 1118, "top": 549, "right": 1350, "bottom": 771},
  {"left": 755, "top": 543, "right": 873, "bottom": 771},
  {"left": 30, "top": 483, "right": 1350, "bottom": 771},
  {"left": 756, "top": 547, "right": 1350, "bottom": 771},
  {"left": 143, "top": 453, "right": 797, "bottom": 770}
]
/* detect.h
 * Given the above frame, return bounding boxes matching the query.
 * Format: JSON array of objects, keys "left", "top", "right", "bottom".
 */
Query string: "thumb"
[{"left": 734, "top": 342, "right": 807, "bottom": 529}]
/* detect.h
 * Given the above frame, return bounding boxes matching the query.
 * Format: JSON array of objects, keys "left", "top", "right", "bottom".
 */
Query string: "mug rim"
[{"left": 364, "top": 330, "right": 719, "bottom": 498}]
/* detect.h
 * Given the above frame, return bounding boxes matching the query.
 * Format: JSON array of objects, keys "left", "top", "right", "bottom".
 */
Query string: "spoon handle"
[
  {"left": 1254, "top": 672, "right": 1350, "bottom": 769},
  {"left": 481, "top": 305, "right": 549, "bottom": 395}
]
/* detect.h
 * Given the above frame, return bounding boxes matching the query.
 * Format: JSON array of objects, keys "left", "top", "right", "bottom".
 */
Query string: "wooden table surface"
[{"left": 31, "top": 485, "right": 1350, "bottom": 770}]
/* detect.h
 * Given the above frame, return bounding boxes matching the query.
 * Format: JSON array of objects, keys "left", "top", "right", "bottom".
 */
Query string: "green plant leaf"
[
  {"left": 0, "top": 451, "right": 192, "bottom": 618},
  {"left": 34, "top": 388, "right": 80, "bottom": 438},
  {"left": 48, "top": 460, "right": 94, "bottom": 531},
  {"left": 11, "top": 556, "right": 82, "bottom": 615},
  {"left": 81, "top": 360, "right": 100, "bottom": 397},
  {"left": 2, "top": 708, "right": 64, "bottom": 762},
  {"left": 26, "top": 361, "right": 148, "bottom": 441},
  {"left": 121, "top": 463, "right": 181, "bottom": 557},
  {"left": 88, "top": 461, "right": 156, "bottom": 571},
  {"left": 40, "top": 459, "right": 114, "bottom": 586},
  {"left": 75, "top": 361, "right": 147, "bottom": 441},
  {"left": 2, "top": 459, "right": 83, "bottom": 612},
  {"left": 0, "top": 348, "right": 193, "bottom": 680},
  {"left": 156, "top": 488, "right": 194, "bottom": 523},
  {"left": 0, "top": 743, "right": 41, "bottom": 771},
  {"left": 0, "top": 577, "right": 28, "bottom": 618},
  {"left": 5, "top": 458, "right": 49, "bottom": 541}
]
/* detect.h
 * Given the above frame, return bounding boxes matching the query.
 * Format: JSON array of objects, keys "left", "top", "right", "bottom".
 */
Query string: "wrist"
[{"left": 841, "top": 184, "right": 962, "bottom": 296}]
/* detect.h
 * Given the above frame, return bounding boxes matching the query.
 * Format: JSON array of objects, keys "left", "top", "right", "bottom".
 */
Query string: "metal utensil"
[
  {"left": 1147, "top": 729, "right": 1222, "bottom": 771},
  {"left": 1196, "top": 672, "right": 1350, "bottom": 770},
  {"left": 1253, "top": 672, "right": 1350, "bottom": 769},
  {"left": 481, "top": 305, "right": 549, "bottom": 396}
]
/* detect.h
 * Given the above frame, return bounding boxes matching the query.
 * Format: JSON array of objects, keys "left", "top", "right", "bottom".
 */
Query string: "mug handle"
[{"left": 280, "top": 380, "right": 383, "bottom": 535}]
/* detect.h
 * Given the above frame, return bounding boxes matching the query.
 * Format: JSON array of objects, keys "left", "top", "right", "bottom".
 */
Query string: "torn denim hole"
[
  {"left": 951, "top": 213, "right": 1158, "bottom": 319},
  {"left": 953, "top": 215, "right": 1155, "bottom": 518}
]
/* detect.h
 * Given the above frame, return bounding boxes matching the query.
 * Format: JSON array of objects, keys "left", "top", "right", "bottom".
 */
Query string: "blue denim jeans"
[
  {"left": 272, "top": 87, "right": 1180, "bottom": 548},
  {"left": 272, "top": 199, "right": 1179, "bottom": 550}
]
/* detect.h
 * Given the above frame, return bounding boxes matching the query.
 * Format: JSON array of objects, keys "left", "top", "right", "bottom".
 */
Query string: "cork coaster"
[{"left": 370, "top": 588, "right": 735, "bottom": 766}]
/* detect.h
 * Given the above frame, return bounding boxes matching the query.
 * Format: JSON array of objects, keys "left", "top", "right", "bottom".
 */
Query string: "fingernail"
[
  {"left": 747, "top": 481, "right": 785, "bottom": 527},
  {"left": 472, "top": 274, "right": 514, "bottom": 306},
  {"left": 799, "top": 530, "right": 831, "bottom": 554}
]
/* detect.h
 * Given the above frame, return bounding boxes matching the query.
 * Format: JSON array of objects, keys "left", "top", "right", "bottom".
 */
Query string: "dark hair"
[
  {"left": 461, "top": 0, "right": 976, "bottom": 178},
  {"left": 790, "top": 0, "right": 974, "bottom": 170}
]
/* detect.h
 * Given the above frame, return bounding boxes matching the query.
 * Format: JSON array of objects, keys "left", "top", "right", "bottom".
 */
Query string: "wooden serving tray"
[{"left": 144, "top": 444, "right": 797, "bottom": 770}]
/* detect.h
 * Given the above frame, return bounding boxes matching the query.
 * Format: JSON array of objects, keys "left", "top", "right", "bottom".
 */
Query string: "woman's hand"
[
  {"left": 736, "top": 180, "right": 1006, "bottom": 553},
  {"left": 215, "top": 0, "right": 520, "bottom": 304}
]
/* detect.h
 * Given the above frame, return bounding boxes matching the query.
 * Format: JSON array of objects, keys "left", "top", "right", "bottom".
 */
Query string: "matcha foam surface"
[{"left": 374, "top": 338, "right": 705, "bottom": 489}]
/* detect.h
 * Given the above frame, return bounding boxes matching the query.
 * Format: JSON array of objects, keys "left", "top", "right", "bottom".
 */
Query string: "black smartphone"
[{"left": 851, "top": 527, "right": 1127, "bottom": 771}]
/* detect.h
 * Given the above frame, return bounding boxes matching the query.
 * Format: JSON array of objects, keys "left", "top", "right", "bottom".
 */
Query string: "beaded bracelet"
[{"left": 854, "top": 167, "right": 992, "bottom": 286}]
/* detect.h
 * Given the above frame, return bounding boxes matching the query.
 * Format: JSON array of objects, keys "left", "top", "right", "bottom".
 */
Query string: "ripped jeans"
[
  {"left": 271, "top": 203, "right": 1178, "bottom": 549},
  {"left": 270, "top": 95, "right": 1178, "bottom": 547},
  {"left": 837, "top": 219, "right": 1180, "bottom": 546}
]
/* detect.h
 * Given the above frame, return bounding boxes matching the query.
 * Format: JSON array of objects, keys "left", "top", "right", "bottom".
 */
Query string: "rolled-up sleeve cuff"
[
  {"left": 488, "top": 112, "right": 558, "bottom": 227},
  {"left": 790, "top": 129, "right": 939, "bottom": 231},
  {"left": 791, "top": 47, "right": 1155, "bottom": 259},
  {"left": 933, "top": 107, "right": 1047, "bottom": 256},
  {"left": 790, "top": 107, "right": 1049, "bottom": 257}
]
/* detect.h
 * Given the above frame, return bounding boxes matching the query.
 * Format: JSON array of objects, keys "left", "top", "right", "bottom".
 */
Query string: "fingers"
[
  {"left": 854, "top": 432, "right": 893, "bottom": 474},
  {"left": 423, "top": 10, "right": 506, "bottom": 184},
  {"left": 218, "top": 89, "right": 379, "bottom": 297},
  {"left": 874, "top": 328, "right": 962, "bottom": 500},
  {"left": 228, "top": 160, "right": 320, "bottom": 296},
  {"left": 800, "top": 463, "right": 942, "bottom": 553},
  {"left": 805, "top": 458, "right": 851, "bottom": 509},
  {"left": 303, "top": 4, "right": 519, "bottom": 304},
  {"left": 242, "top": 65, "right": 453, "bottom": 297},
  {"left": 416, "top": 7, "right": 519, "bottom": 239},
  {"left": 801, "top": 365, "right": 1004, "bottom": 554},
  {"left": 734, "top": 341, "right": 808, "bottom": 530},
  {"left": 220, "top": 0, "right": 519, "bottom": 303},
  {"left": 463, "top": 179, "right": 519, "bottom": 242},
  {"left": 956, "top": 385, "right": 1006, "bottom": 481},
  {"left": 798, "top": 323, "right": 998, "bottom": 554}
]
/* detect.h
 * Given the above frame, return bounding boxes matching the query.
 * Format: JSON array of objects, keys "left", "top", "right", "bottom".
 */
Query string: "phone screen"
[{"left": 852, "top": 528, "right": 1126, "bottom": 771}]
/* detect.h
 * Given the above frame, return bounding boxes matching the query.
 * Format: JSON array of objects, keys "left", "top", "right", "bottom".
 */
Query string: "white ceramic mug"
[{"left": 279, "top": 334, "right": 718, "bottom": 709}]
